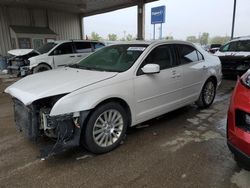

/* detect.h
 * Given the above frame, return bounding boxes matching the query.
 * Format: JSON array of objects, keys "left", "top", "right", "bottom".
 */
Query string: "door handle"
[
  {"left": 77, "top": 55, "right": 82, "bottom": 57},
  {"left": 176, "top": 74, "right": 181, "bottom": 78},
  {"left": 69, "top": 55, "right": 75, "bottom": 58}
]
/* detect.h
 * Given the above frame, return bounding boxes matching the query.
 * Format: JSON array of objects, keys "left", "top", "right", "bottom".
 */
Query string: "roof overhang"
[{"left": 0, "top": 0, "right": 158, "bottom": 17}]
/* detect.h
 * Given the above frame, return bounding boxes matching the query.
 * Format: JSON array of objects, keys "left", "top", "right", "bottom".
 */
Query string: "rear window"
[
  {"left": 75, "top": 42, "right": 92, "bottom": 53},
  {"left": 178, "top": 45, "right": 199, "bottom": 64}
]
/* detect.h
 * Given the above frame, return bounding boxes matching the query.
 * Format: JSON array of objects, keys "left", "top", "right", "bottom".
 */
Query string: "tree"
[
  {"left": 107, "top": 34, "right": 118, "bottom": 41},
  {"left": 90, "top": 32, "right": 102, "bottom": 41},
  {"left": 126, "top": 34, "right": 133, "bottom": 41},
  {"left": 186, "top": 36, "right": 198, "bottom": 43},
  {"left": 210, "top": 36, "right": 230, "bottom": 45},
  {"left": 199, "top": 32, "right": 209, "bottom": 45}
]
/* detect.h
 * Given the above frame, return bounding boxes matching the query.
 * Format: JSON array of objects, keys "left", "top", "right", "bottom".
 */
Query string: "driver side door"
[
  {"left": 51, "top": 42, "right": 75, "bottom": 68},
  {"left": 133, "top": 44, "right": 183, "bottom": 123}
]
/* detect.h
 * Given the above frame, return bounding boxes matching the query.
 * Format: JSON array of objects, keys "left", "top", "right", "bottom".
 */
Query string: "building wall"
[
  {"left": 48, "top": 10, "right": 81, "bottom": 40},
  {"left": 0, "top": 6, "right": 81, "bottom": 55},
  {"left": 0, "top": 6, "right": 12, "bottom": 56}
]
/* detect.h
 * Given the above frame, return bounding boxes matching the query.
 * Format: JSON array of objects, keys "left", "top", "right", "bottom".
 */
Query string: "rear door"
[
  {"left": 134, "top": 44, "right": 183, "bottom": 122},
  {"left": 176, "top": 44, "right": 205, "bottom": 102},
  {"left": 51, "top": 42, "right": 75, "bottom": 67},
  {"left": 73, "top": 42, "right": 93, "bottom": 62}
]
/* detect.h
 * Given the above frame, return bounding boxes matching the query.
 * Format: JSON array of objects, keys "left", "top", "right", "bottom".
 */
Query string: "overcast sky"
[{"left": 84, "top": 0, "right": 250, "bottom": 40}]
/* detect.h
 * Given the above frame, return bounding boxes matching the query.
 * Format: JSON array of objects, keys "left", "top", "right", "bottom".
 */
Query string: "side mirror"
[{"left": 141, "top": 64, "right": 160, "bottom": 74}]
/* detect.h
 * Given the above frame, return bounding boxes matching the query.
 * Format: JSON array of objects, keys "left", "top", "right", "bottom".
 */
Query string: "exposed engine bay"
[{"left": 13, "top": 95, "right": 89, "bottom": 158}]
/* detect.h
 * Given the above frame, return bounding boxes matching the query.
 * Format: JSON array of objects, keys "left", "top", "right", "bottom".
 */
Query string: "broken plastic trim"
[{"left": 40, "top": 110, "right": 90, "bottom": 159}]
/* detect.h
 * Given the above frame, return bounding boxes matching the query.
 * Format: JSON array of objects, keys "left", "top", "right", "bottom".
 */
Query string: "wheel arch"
[
  {"left": 38, "top": 62, "right": 52, "bottom": 69},
  {"left": 32, "top": 62, "right": 52, "bottom": 72},
  {"left": 208, "top": 75, "right": 217, "bottom": 86},
  {"left": 91, "top": 97, "right": 132, "bottom": 127}
]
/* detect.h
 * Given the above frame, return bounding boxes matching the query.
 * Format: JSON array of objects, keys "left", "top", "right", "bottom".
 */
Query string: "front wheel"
[
  {"left": 82, "top": 102, "right": 128, "bottom": 154},
  {"left": 196, "top": 78, "right": 216, "bottom": 108}
]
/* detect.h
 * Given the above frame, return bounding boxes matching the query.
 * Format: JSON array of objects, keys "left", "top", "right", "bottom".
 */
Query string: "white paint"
[
  {"left": 8, "top": 49, "right": 34, "bottom": 56},
  {"left": 6, "top": 41, "right": 222, "bottom": 124},
  {"left": 5, "top": 68, "right": 118, "bottom": 106}
]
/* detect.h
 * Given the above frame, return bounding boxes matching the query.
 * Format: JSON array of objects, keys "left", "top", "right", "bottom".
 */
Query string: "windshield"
[
  {"left": 77, "top": 44, "right": 148, "bottom": 72},
  {"left": 36, "top": 42, "right": 57, "bottom": 54}
]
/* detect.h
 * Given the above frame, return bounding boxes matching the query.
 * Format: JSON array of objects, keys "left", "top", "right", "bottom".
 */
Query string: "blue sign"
[{"left": 151, "top": 6, "right": 166, "bottom": 24}]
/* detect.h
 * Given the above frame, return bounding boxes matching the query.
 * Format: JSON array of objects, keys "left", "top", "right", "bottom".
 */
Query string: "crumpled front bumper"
[
  {"left": 8, "top": 64, "right": 31, "bottom": 76},
  {"left": 13, "top": 98, "right": 90, "bottom": 158}
]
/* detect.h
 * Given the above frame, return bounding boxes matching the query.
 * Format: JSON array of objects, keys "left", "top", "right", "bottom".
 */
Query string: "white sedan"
[{"left": 5, "top": 40, "right": 222, "bottom": 156}]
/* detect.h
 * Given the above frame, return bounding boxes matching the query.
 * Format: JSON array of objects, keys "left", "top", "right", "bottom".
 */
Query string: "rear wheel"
[
  {"left": 82, "top": 102, "right": 128, "bottom": 154},
  {"left": 196, "top": 78, "right": 216, "bottom": 108},
  {"left": 33, "top": 64, "right": 51, "bottom": 74}
]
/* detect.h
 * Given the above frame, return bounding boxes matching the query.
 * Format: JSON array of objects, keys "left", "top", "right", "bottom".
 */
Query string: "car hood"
[
  {"left": 5, "top": 67, "right": 118, "bottom": 105},
  {"left": 8, "top": 49, "right": 38, "bottom": 56}
]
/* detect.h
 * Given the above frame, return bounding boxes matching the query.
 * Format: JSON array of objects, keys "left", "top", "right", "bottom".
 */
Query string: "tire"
[
  {"left": 234, "top": 155, "right": 250, "bottom": 171},
  {"left": 33, "top": 64, "right": 51, "bottom": 74},
  {"left": 196, "top": 78, "right": 216, "bottom": 108},
  {"left": 82, "top": 102, "right": 128, "bottom": 154}
]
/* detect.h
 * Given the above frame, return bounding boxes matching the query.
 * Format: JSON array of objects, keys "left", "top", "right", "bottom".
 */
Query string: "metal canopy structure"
[
  {"left": 0, "top": 0, "right": 157, "bottom": 16},
  {"left": 0, "top": 0, "right": 158, "bottom": 55}
]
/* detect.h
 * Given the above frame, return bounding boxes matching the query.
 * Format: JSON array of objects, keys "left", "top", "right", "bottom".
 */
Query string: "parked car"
[
  {"left": 21, "top": 40, "right": 105, "bottom": 76},
  {"left": 5, "top": 40, "right": 222, "bottom": 157},
  {"left": 215, "top": 37, "right": 250, "bottom": 76},
  {"left": 7, "top": 49, "right": 40, "bottom": 76},
  {"left": 227, "top": 70, "right": 250, "bottom": 170},
  {"left": 207, "top": 44, "right": 222, "bottom": 54}
]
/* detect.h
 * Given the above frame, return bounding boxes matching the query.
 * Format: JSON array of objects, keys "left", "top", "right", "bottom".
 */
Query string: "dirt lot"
[{"left": 0, "top": 74, "right": 250, "bottom": 188}]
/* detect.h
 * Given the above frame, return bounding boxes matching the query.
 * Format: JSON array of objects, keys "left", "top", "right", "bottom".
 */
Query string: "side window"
[
  {"left": 179, "top": 45, "right": 199, "bottom": 64},
  {"left": 144, "top": 45, "right": 173, "bottom": 70},
  {"left": 197, "top": 51, "right": 204, "bottom": 61},
  {"left": 237, "top": 40, "right": 250, "bottom": 52},
  {"left": 220, "top": 43, "right": 230, "bottom": 52},
  {"left": 93, "top": 42, "right": 105, "bottom": 50},
  {"left": 75, "top": 42, "right": 92, "bottom": 53},
  {"left": 228, "top": 42, "right": 237, "bottom": 51},
  {"left": 53, "top": 42, "right": 73, "bottom": 55},
  {"left": 137, "top": 45, "right": 173, "bottom": 75}
]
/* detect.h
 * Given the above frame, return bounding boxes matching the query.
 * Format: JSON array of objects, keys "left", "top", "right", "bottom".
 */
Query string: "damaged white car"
[{"left": 5, "top": 41, "right": 222, "bottom": 157}]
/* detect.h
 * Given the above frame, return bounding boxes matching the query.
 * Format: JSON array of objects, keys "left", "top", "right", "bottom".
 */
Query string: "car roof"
[
  {"left": 52, "top": 40, "right": 196, "bottom": 48},
  {"left": 106, "top": 40, "right": 196, "bottom": 46},
  {"left": 53, "top": 40, "right": 104, "bottom": 44},
  {"left": 231, "top": 36, "right": 250, "bottom": 42}
]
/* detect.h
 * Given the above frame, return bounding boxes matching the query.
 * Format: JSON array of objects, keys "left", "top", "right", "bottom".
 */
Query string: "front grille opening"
[{"left": 235, "top": 109, "right": 250, "bottom": 132}]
